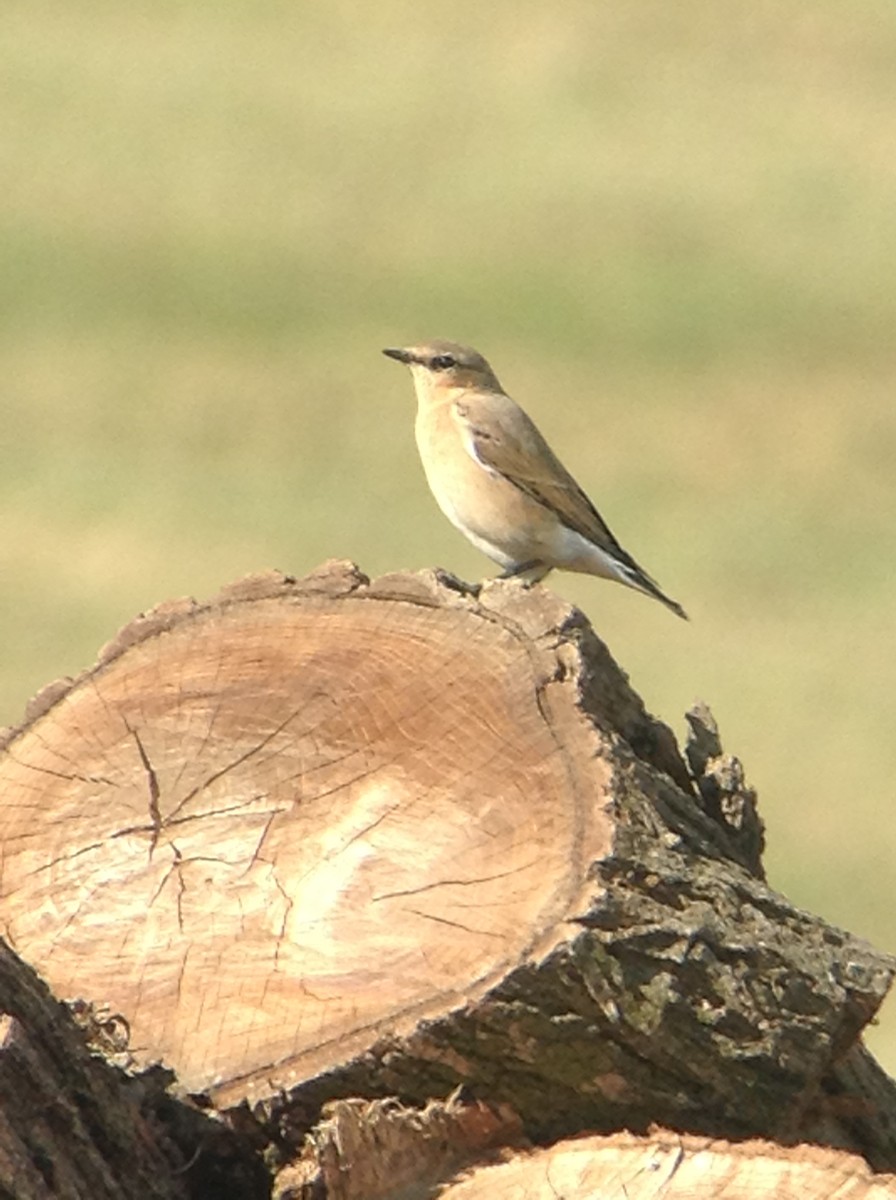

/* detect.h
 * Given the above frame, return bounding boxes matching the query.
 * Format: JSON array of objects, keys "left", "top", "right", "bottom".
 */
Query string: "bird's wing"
[
  {"left": 452, "top": 391, "right": 687, "bottom": 619},
  {"left": 453, "top": 391, "right": 636, "bottom": 565}
]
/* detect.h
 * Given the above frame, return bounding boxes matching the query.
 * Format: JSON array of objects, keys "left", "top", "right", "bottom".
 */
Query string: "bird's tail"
[{"left": 618, "top": 562, "right": 688, "bottom": 620}]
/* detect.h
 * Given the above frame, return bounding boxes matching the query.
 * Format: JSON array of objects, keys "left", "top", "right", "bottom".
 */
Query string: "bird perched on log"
[{"left": 383, "top": 339, "right": 687, "bottom": 619}]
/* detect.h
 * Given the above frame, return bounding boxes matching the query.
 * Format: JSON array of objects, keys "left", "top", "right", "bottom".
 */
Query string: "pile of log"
[{"left": 0, "top": 562, "right": 893, "bottom": 1198}]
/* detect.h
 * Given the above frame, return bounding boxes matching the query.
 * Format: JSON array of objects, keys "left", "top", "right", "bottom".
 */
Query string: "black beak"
[{"left": 382, "top": 347, "right": 414, "bottom": 364}]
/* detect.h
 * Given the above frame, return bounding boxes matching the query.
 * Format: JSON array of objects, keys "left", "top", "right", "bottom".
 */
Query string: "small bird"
[{"left": 382, "top": 339, "right": 687, "bottom": 619}]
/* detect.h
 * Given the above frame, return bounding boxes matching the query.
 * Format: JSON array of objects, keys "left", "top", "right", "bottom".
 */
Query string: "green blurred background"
[{"left": 3, "top": 1, "right": 895, "bottom": 1066}]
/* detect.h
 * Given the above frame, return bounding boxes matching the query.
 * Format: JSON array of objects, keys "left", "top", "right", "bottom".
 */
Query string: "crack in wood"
[
  {"left": 38, "top": 840, "right": 107, "bottom": 874},
  {"left": 269, "top": 868, "right": 294, "bottom": 971},
  {"left": 4, "top": 747, "right": 116, "bottom": 789},
  {"left": 166, "top": 704, "right": 308, "bottom": 822},
  {"left": 409, "top": 910, "right": 506, "bottom": 938},
  {"left": 126, "top": 723, "right": 162, "bottom": 858},
  {"left": 372, "top": 865, "right": 537, "bottom": 903}
]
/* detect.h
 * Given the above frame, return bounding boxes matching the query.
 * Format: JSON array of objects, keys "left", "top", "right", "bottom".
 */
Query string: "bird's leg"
[
  {"left": 499, "top": 560, "right": 539, "bottom": 578},
  {"left": 498, "top": 561, "right": 552, "bottom": 586}
]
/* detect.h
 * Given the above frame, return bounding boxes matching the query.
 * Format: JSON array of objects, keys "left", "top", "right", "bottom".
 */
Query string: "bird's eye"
[{"left": 430, "top": 354, "right": 456, "bottom": 371}]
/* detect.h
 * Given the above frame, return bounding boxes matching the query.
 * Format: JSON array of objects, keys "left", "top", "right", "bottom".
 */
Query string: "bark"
[
  {"left": 0, "top": 561, "right": 893, "bottom": 1197},
  {"left": 0, "top": 938, "right": 187, "bottom": 1200}
]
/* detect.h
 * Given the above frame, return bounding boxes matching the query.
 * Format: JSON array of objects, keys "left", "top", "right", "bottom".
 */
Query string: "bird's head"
[{"left": 382, "top": 340, "right": 503, "bottom": 396}]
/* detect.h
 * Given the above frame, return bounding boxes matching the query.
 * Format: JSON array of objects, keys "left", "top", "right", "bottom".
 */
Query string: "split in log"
[{"left": 0, "top": 561, "right": 894, "bottom": 1196}]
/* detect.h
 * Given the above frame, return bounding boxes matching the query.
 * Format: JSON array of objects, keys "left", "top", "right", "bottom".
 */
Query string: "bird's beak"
[{"left": 382, "top": 347, "right": 414, "bottom": 364}]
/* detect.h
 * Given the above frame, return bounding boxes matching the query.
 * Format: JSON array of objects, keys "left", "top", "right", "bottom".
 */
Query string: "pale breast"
[{"left": 415, "top": 395, "right": 561, "bottom": 567}]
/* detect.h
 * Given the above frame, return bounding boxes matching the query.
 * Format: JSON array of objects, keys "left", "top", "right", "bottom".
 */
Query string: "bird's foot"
[{"left": 432, "top": 568, "right": 481, "bottom": 597}]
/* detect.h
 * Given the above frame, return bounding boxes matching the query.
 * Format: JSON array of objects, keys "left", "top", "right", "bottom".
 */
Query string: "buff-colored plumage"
[{"left": 383, "top": 340, "right": 686, "bottom": 619}]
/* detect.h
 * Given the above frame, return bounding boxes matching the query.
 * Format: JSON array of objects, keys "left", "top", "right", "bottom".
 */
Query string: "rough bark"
[
  {"left": 0, "top": 940, "right": 268, "bottom": 1199},
  {"left": 0, "top": 561, "right": 893, "bottom": 1197},
  {"left": 0, "top": 937, "right": 186, "bottom": 1200}
]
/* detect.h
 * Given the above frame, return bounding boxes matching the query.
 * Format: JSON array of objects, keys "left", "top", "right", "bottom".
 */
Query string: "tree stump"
[{"left": 0, "top": 561, "right": 894, "bottom": 1196}]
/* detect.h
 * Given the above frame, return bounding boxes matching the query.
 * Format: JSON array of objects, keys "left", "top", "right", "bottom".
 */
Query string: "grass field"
[{"left": 3, "top": 1, "right": 896, "bottom": 1068}]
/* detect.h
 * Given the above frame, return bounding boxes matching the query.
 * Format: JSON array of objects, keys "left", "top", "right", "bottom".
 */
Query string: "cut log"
[
  {"left": 0, "top": 563, "right": 617, "bottom": 1101},
  {"left": 0, "top": 561, "right": 893, "bottom": 1180},
  {"left": 437, "top": 1129, "right": 896, "bottom": 1200},
  {"left": 277, "top": 1098, "right": 896, "bottom": 1199}
]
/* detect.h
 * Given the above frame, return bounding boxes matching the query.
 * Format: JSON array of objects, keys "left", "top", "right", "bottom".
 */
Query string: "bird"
[{"left": 382, "top": 339, "right": 687, "bottom": 619}]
